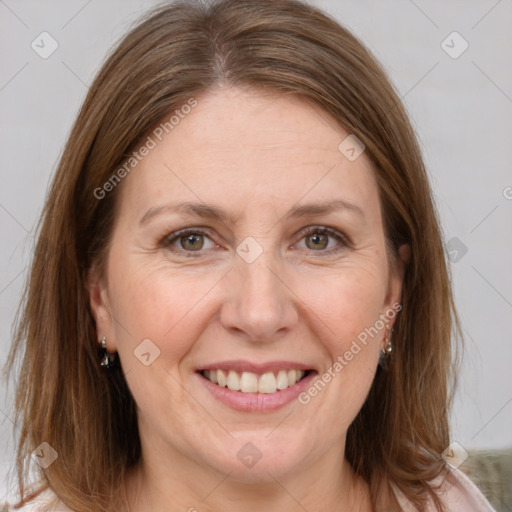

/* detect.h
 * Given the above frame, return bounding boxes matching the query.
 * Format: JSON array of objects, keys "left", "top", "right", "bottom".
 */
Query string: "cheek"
[
  {"left": 106, "top": 253, "right": 220, "bottom": 368},
  {"left": 297, "top": 262, "right": 387, "bottom": 427},
  {"left": 305, "top": 259, "right": 389, "bottom": 346},
  {"left": 105, "top": 256, "right": 222, "bottom": 429}
]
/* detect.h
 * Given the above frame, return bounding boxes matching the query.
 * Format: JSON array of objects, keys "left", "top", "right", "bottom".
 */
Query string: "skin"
[{"left": 89, "top": 85, "right": 408, "bottom": 512}]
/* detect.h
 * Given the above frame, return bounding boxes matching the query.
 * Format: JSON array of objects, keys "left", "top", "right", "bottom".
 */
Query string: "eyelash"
[{"left": 161, "top": 226, "right": 350, "bottom": 257}]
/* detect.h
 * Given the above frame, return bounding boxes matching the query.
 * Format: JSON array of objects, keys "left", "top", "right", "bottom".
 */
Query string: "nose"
[{"left": 219, "top": 251, "right": 299, "bottom": 343}]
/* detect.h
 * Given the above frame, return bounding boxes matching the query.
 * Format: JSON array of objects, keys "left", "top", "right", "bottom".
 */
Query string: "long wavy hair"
[{"left": 5, "top": 0, "right": 461, "bottom": 510}]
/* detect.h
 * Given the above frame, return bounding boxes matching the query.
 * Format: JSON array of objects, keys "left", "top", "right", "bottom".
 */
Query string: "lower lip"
[{"left": 196, "top": 371, "right": 317, "bottom": 413}]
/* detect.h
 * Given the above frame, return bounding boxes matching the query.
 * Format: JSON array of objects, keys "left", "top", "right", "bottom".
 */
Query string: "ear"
[
  {"left": 87, "top": 267, "right": 117, "bottom": 352},
  {"left": 383, "top": 243, "right": 411, "bottom": 322}
]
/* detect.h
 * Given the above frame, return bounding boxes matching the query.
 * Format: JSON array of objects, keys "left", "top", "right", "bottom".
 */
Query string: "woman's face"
[{"left": 90, "top": 86, "right": 406, "bottom": 483}]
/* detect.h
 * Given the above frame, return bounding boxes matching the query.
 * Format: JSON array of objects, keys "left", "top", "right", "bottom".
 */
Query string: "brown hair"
[{"left": 5, "top": 0, "right": 461, "bottom": 510}]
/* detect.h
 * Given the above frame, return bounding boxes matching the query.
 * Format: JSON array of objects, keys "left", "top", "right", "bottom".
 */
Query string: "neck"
[{"left": 123, "top": 444, "right": 372, "bottom": 512}]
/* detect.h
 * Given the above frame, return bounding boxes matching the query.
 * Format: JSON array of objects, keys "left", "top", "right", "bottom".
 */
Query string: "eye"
[
  {"left": 162, "top": 228, "right": 218, "bottom": 254},
  {"left": 295, "top": 226, "right": 349, "bottom": 254},
  {"left": 161, "top": 225, "right": 350, "bottom": 257}
]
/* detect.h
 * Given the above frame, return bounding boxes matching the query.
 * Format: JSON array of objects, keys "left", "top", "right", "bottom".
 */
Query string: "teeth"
[
  {"left": 203, "top": 368, "right": 308, "bottom": 393},
  {"left": 217, "top": 370, "right": 227, "bottom": 387},
  {"left": 227, "top": 370, "right": 241, "bottom": 391},
  {"left": 258, "top": 372, "right": 277, "bottom": 394},
  {"left": 276, "top": 370, "right": 288, "bottom": 390},
  {"left": 240, "top": 371, "right": 258, "bottom": 392}
]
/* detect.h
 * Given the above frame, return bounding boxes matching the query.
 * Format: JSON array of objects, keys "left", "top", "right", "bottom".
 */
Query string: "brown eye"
[
  {"left": 297, "top": 226, "right": 349, "bottom": 254},
  {"left": 305, "top": 232, "right": 329, "bottom": 250},
  {"left": 179, "top": 233, "right": 204, "bottom": 251},
  {"left": 163, "top": 228, "right": 217, "bottom": 255}
]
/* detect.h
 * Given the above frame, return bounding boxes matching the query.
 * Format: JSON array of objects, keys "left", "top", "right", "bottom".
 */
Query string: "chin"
[{"left": 200, "top": 432, "right": 312, "bottom": 483}]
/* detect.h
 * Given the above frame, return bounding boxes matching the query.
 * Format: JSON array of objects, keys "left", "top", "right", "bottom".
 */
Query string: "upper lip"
[{"left": 197, "top": 360, "right": 314, "bottom": 374}]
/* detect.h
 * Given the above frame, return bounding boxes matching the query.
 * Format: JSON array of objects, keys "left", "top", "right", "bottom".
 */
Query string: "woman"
[{"left": 3, "top": 0, "right": 496, "bottom": 510}]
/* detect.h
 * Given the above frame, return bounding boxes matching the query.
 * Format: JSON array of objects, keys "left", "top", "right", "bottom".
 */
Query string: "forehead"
[{"left": 116, "top": 86, "right": 381, "bottom": 223}]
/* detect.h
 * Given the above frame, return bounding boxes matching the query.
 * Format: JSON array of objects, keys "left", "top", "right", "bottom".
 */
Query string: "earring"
[
  {"left": 382, "top": 326, "right": 393, "bottom": 355},
  {"left": 98, "top": 336, "right": 116, "bottom": 368}
]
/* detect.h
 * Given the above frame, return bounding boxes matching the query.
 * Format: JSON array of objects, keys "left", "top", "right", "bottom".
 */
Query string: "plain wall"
[{"left": 1, "top": 0, "right": 511, "bottom": 502}]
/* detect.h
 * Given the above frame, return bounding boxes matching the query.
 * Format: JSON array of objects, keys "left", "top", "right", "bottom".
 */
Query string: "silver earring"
[
  {"left": 98, "top": 336, "right": 116, "bottom": 368},
  {"left": 382, "top": 326, "right": 393, "bottom": 355}
]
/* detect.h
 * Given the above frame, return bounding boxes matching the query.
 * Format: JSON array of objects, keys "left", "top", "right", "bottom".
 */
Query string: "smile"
[
  {"left": 196, "top": 361, "right": 317, "bottom": 412},
  {"left": 201, "top": 369, "right": 309, "bottom": 393}
]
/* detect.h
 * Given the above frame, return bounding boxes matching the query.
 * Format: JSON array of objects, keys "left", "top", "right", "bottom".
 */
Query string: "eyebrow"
[{"left": 139, "top": 199, "right": 365, "bottom": 226}]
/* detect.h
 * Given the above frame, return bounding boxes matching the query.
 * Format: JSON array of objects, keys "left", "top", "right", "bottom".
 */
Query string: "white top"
[
  {"left": 393, "top": 466, "right": 497, "bottom": 511},
  {"left": 3, "top": 467, "right": 497, "bottom": 511},
  {"left": 2, "top": 489, "right": 70, "bottom": 511}
]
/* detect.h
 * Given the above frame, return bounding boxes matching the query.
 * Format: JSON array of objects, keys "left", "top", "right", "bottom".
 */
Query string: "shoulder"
[
  {"left": 434, "top": 466, "right": 497, "bottom": 511},
  {"left": 393, "top": 466, "right": 497, "bottom": 511},
  {"left": 2, "top": 488, "right": 71, "bottom": 512}
]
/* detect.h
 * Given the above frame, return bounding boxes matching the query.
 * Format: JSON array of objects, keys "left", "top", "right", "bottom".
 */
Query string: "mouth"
[
  {"left": 195, "top": 360, "right": 317, "bottom": 412},
  {"left": 199, "top": 368, "right": 311, "bottom": 393}
]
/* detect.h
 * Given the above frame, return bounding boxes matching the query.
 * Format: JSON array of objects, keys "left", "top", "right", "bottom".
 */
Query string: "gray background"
[{"left": 1, "top": 0, "right": 511, "bottom": 502}]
